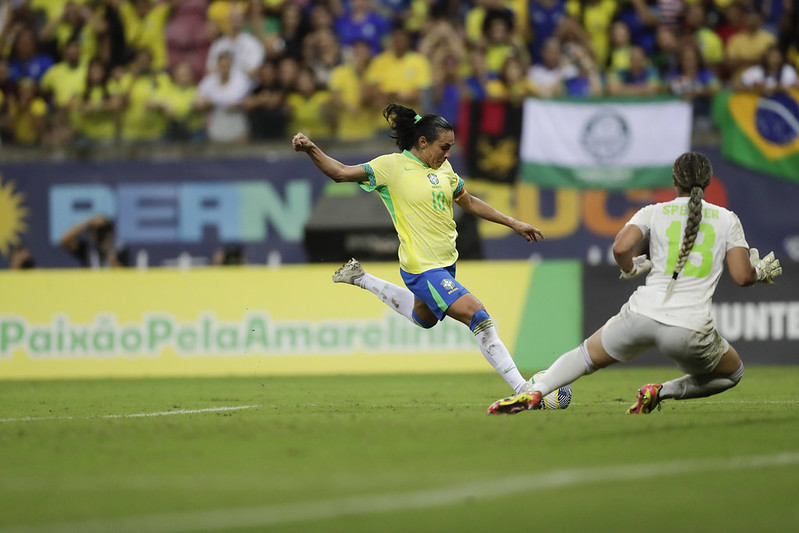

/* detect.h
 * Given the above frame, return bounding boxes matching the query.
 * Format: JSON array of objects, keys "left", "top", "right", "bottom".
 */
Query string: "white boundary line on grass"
[
  {"left": 2, "top": 451, "right": 798, "bottom": 533},
  {"left": 2, "top": 400, "right": 794, "bottom": 424},
  {"left": 0, "top": 405, "right": 259, "bottom": 423}
]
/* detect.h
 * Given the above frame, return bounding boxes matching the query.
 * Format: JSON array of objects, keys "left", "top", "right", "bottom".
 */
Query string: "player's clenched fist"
[{"left": 292, "top": 132, "right": 313, "bottom": 152}]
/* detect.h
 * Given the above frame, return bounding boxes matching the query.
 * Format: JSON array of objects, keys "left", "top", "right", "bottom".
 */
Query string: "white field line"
[
  {"left": 1, "top": 399, "right": 795, "bottom": 423},
  {"left": 0, "top": 405, "right": 259, "bottom": 423},
  {"left": 1, "top": 451, "right": 798, "bottom": 533}
]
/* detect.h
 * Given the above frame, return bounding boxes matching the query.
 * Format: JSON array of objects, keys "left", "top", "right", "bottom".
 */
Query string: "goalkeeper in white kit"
[{"left": 488, "top": 151, "right": 783, "bottom": 415}]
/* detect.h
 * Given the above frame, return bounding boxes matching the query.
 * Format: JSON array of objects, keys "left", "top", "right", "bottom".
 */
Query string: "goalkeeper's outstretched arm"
[{"left": 726, "top": 247, "right": 783, "bottom": 286}]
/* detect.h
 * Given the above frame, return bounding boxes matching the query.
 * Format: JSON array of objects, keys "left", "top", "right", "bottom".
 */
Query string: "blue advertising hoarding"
[{"left": 0, "top": 157, "right": 333, "bottom": 268}]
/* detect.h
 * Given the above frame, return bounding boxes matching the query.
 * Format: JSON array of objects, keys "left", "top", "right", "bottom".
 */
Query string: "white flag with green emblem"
[{"left": 520, "top": 98, "right": 692, "bottom": 189}]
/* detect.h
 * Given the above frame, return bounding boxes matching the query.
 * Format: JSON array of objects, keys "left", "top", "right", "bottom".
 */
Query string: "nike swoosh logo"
[
  {"left": 503, "top": 365, "right": 515, "bottom": 373},
  {"left": 404, "top": 166, "right": 415, "bottom": 170}
]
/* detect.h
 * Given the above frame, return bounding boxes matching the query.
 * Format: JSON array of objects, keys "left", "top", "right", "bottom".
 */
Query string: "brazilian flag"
[{"left": 713, "top": 89, "right": 799, "bottom": 182}]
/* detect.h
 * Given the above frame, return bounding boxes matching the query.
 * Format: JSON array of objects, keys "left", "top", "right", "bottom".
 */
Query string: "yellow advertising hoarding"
[{"left": 0, "top": 261, "right": 538, "bottom": 379}]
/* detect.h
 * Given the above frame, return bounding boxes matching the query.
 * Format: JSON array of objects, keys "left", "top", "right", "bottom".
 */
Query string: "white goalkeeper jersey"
[{"left": 625, "top": 197, "right": 749, "bottom": 334}]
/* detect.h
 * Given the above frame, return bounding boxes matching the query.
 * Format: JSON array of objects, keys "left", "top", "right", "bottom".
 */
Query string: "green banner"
[
  {"left": 520, "top": 161, "right": 672, "bottom": 190},
  {"left": 514, "top": 260, "right": 582, "bottom": 369}
]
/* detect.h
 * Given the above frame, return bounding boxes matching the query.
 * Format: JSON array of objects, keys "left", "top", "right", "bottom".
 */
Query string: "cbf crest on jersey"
[
  {"left": 441, "top": 279, "right": 454, "bottom": 291},
  {"left": 427, "top": 173, "right": 439, "bottom": 185}
]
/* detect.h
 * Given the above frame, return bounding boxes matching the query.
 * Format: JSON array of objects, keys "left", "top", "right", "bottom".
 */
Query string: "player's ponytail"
[
  {"left": 664, "top": 152, "right": 713, "bottom": 302},
  {"left": 383, "top": 103, "right": 453, "bottom": 152}
]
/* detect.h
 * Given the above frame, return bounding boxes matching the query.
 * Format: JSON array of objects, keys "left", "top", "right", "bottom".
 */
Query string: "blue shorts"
[{"left": 400, "top": 264, "right": 470, "bottom": 321}]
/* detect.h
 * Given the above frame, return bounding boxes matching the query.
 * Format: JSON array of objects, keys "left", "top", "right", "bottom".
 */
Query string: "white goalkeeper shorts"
[{"left": 600, "top": 303, "right": 730, "bottom": 375}]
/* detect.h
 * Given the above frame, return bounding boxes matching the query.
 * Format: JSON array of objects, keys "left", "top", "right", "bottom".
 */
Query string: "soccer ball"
[{"left": 533, "top": 371, "right": 572, "bottom": 410}]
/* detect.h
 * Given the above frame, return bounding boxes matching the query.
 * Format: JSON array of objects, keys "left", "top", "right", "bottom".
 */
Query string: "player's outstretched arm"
[
  {"left": 726, "top": 247, "right": 783, "bottom": 287},
  {"left": 454, "top": 191, "right": 544, "bottom": 242},
  {"left": 292, "top": 132, "right": 367, "bottom": 183}
]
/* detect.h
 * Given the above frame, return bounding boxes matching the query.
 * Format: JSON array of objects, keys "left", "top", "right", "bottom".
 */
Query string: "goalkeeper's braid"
[{"left": 664, "top": 152, "right": 713, "bottom": 302}]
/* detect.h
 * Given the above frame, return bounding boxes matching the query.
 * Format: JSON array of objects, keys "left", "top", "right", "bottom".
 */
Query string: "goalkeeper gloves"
[
  {"left": 619, "top": 255, "right": 653, "bottom": 280},
  {"left": 749, "top": 248, "right": 782, "bottom": 284}
]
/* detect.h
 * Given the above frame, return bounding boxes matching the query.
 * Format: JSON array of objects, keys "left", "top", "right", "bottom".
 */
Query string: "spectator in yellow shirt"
[
  {"left": 285, "top": 67, "right": 334, "bottom": 139},
  {"left": 725, "top": 7, "right": 776, "bottom": 82},
  {"left": 608, "top": 20, "right": 633, "bottom": 72},
  {"left": 72, "top": 57, "right": 123, "bottom": 146},
  {"left": 40, "top": 40, "right": 86, "bottom": 109},
  {"left": 481, "top": 7, "right": 527, "bottom": 75},
  {"left": 7, "top": 78, "right": 48, "bottom": 146},
  {"left": 30, "top": 0, "right": 89, "bottom": 24},
  {"left": 365, "top": 25, "right": 431, "bottom": 112},
  {"left": 40, "top": 40, "right": 87, "bottom": 147},
  {"left": 328, "top": 39, "right": 378, "bottom": 141},
  {"left": 39, "top": 1, "right": 106, "bottom": 65},
  {"left": 486, "top": 54, "right": 537, "bottom": 103},
  {"left": 110, "top": 0, "right": 174, "bottom": 71},
  {"left": 159, "top": 60, "right": 205, "bottom": 142},
  {"left": 118, "top": 49, "right": 171, "bottom": 143},
  {"left": 566, "top": 0, "right": 617, "bottom": 67},
  {"left": 683, "top": 3, "right": 724, "bottom": 71}
]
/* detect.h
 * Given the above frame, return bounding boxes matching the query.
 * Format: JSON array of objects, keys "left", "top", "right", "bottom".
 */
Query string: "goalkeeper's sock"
[
  {"left": 357, "top": 273, "right": 421, "bottom": 326},
  {"left": 531, "top": 342, "right": 596, "bottom": 396},
  {"left": 659, "top": 362, "right": 744, "bottom": 400},
  {"left": 470, "top": 311, "right": 528, "bottom": 393}
]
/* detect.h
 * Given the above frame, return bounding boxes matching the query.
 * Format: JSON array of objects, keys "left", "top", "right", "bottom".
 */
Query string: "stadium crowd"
[{"left": 0, "top": 0, "right": 797, "bottom": 148}]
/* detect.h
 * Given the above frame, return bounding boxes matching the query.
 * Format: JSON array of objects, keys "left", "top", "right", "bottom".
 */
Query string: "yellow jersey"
[
  {"left": 328, "top": 64, "right": 377, "bottom": 141},
  {"left": 30, "top": 0, "right": 88, "bottom": 22},
  {"left": 161, "top": 83, "right": 204, "bottom": 134},
  {"left": 286, "top": 91, "right": 333, "bottom": 139},
  {"left": 72, "top": 87, "right": 119, "bottom": 141},
  {"left": 360, "top": 151, "right": 465, "bottom": 274},
  {"left": 365, "top": 51, "right": 432, "bottom": 96},
  {"left": 119, "top": 72, "right": 171, "bottom": 141},
  {"left": 40, "top": 62, "right": 86, "bottom": 107},
  {"left": 10, "top": 97, "right": 48, "bottom": 145},
  {"left": 118, "top": 2, "right": 171, "bottom": 70},
  {"left": 567, "top": 0, "right": 616, "bottom": 66}
]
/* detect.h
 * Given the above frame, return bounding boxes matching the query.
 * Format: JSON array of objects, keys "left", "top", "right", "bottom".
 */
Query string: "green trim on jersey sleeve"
[
  {"left": 426, "top": 280, "right": 449, "bottom": 313},
  {"left": 359, "top": 163, "right": 377, "bottom": 191},
  {"left": 453, "top": 177, "right": 464, "bottom": 198}
]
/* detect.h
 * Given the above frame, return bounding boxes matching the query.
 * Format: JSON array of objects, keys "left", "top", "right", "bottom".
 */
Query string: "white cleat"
[{"left": 332, "top": 258, "right": 365, "bottom": 285}]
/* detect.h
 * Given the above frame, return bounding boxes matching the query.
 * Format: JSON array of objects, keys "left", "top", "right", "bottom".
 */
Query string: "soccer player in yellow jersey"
[{"left": 293, "top": 103, "right": 544, "bottom": 395}]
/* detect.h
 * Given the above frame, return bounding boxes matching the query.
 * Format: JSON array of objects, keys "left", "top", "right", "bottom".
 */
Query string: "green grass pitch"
[{"left": 1, "top": 367, "right": 798, "bottom": 533}]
